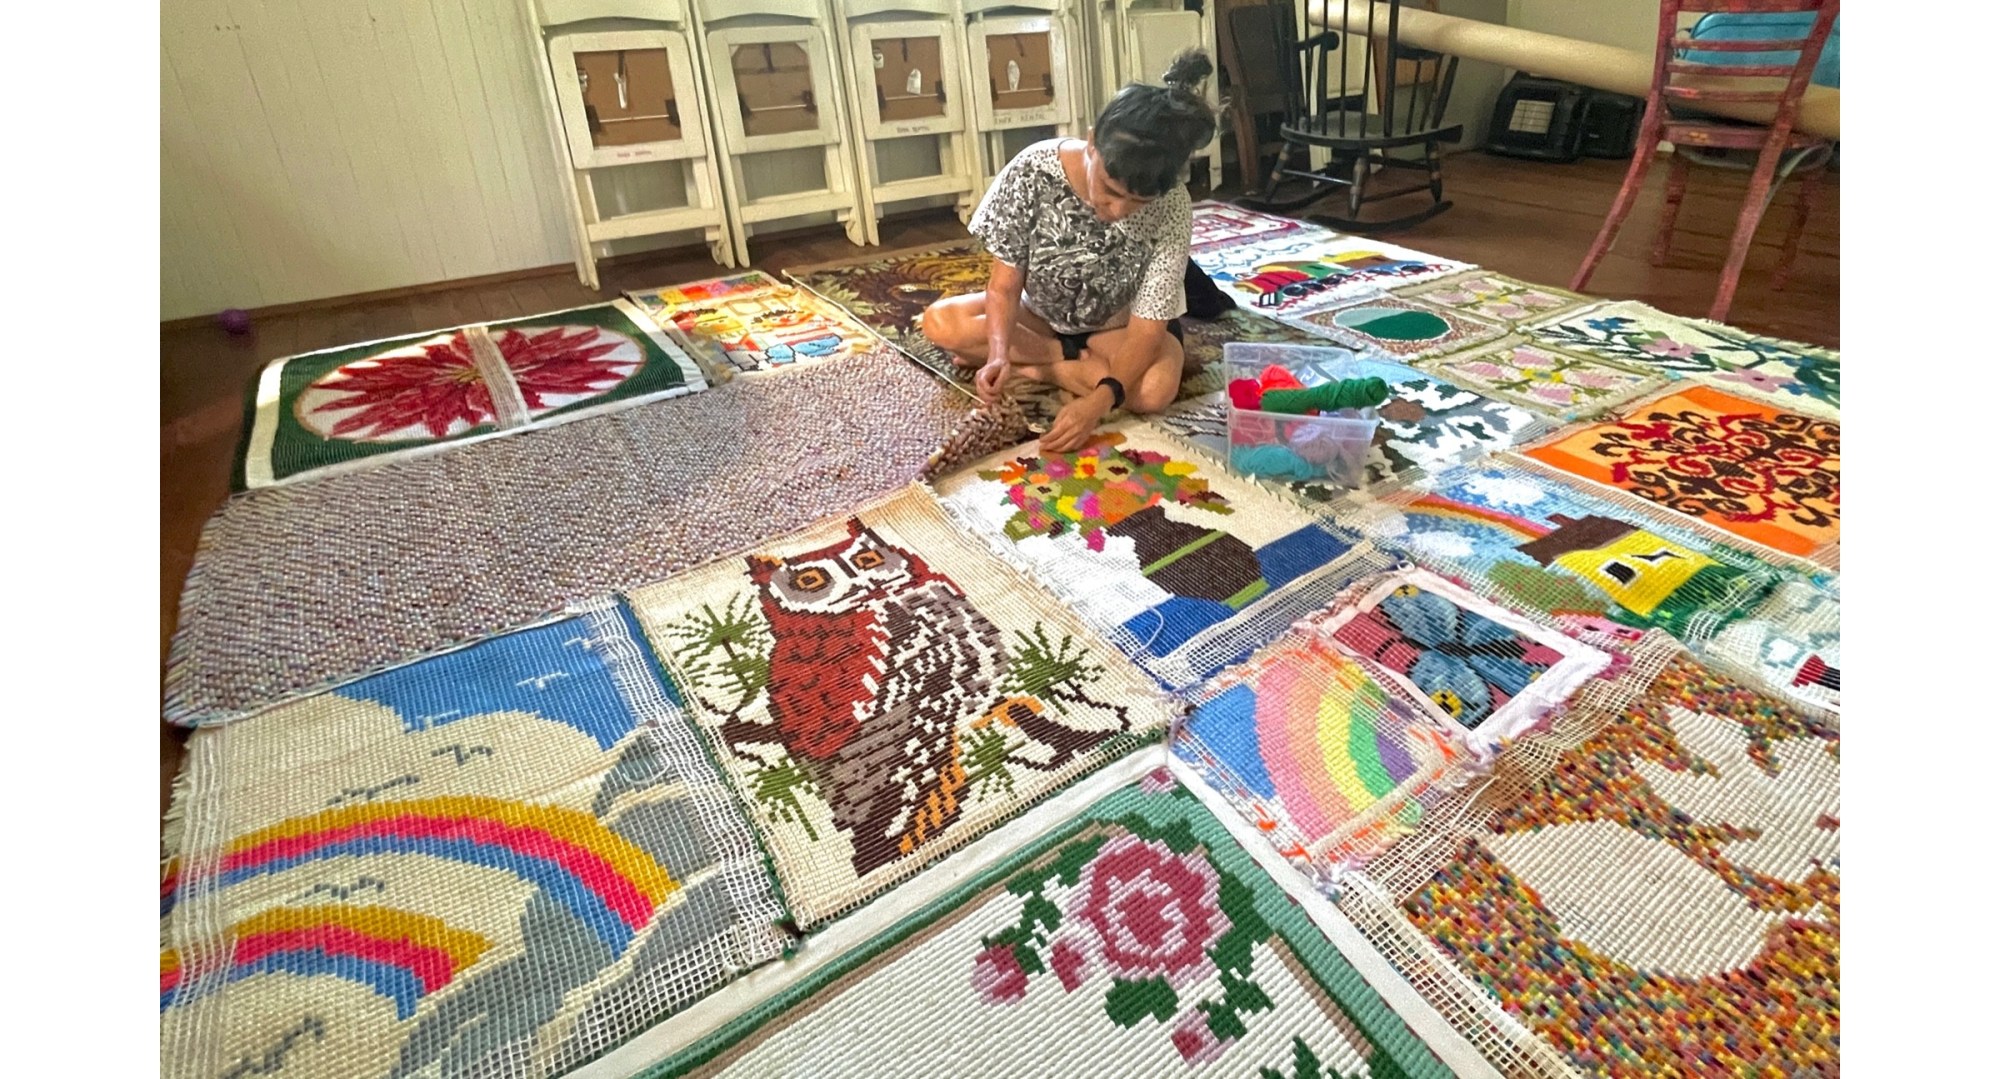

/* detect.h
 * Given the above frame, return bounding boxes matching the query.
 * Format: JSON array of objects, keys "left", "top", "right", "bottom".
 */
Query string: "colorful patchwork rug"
[
  {"left": 1348, "top": 456, "right": 1799, "bottom": 645},
  {"left": 624, "top": 486, "right": 1174, "bottom": 929},
  {"left": 1153, "top": 358, "right": 1550, "bottom": 503},
  {"left": 1190, "top": 230, "right": 1473, "bottom": 318},
  {"left": 627, "top": 271, "right": 878, "bottom": 375},
  {"left": 237, "top": 301, "right": 708, "bottom": 490},
  {"left": 1521, "top": 386, "right": 1840, "bottom": 566},
  {"left": 1526, "top": 300, "right": 1839, "bottom": 418},
  {"left": 1310, "top": 566, "right": 1613, "bottom": 755},
  {"left": 1702, "top": 577, "right": 1841, "bottom": 715},
  {"left": 1280, "top": 295, "right": 1510, "bottom": 361},
  {"left": 1395, "top": 270, "right": 1590, "bottom": 328},
  {"left": 1411, "top": 337, "right": 1671, "bottom": 423},
  {"left": 159, "top": 600, "right": 790, "bottom": 1079},
  {"left": 168, "top": 347, "right": 1012, "bottom": 727},
  {"left": 608, "top": 778, "right": 1469, "bottom": 1078},
  {"left": 1340, "top": 651, "right": 1839, "bottom": 1079},
  {"left": 931, "top": 420, "right": 1394, "bottom": 688},
  {"left": 1174, "top": 631, "right": 1469, "bottom": 879}
]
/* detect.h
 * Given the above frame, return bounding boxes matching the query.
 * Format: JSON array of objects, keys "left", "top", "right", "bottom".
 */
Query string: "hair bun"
[{"left": 1160, "top": 48, "right": 1213, "bottom": 93}]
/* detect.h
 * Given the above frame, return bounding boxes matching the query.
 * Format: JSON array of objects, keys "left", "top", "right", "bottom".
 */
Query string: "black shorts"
[{"left": 1054, "top": 318, "right": 1184, "bottom": 360}]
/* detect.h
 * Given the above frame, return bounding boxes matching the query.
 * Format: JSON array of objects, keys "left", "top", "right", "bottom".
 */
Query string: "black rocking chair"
[{"left": 1237, "top": 0, "right": 1462, "bottom": 232}]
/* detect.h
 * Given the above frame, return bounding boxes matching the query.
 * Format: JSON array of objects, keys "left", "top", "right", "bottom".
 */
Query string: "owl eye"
[
  {"left": 790, "top": 568, "right": 831, "bottom": 593},
  {"left": 851, "top": 549, "right": 885, "bottom": 570}
]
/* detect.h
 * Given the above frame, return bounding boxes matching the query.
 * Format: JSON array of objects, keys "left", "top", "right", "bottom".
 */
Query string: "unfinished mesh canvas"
[
  {"left": 626, "top": 779, "right": 1462, "bottom": 1078},
  {"left": 626, "top": 271, "right": 878, "bottom": 375},
  {"left": 168, "top": 347, "right": 1006, "bottom": 727},
  {"left": 1188, "top": 200, "right": 1312, "bottom": 249},
  {"left": 932, "top": 420, "right": 1392, "bottom": 688},
  {"left": 1527, "top": 300, "right": 1839, "bottom": 418},
  {"left": 1281, "top": 295, "right": 1509, "bottom": 361},
  {"left": 1522, "top": 385, "right": 1840, "bottom": 565},
  {"left": 1173, "top": 630, "right": 1470, "bottom": 882},
  {"left": 1349, "top": 456, "right": 1799, "bottom": 645},
  {"left": 625, "top": 486, "right": 1173, "bottom": 929},
  {"left": 237, "top": 301, "right": 708, "bottom": 490},
  {"left": 1152, "top": 357, "right": 1550, "bottom": 504},
  {"left": 1190, "top": 230, "right": 1473, "bottom": 317},
  {"left": 1342, "top": 653, "right": 1839, "bottom": 1079},
  {"left": 159, "top": 601, "right": 788, "bottom": 1079},
  {"left": 1413, "top": 337, "right": 1671, "bottom": 422},
  {"left": 1395, "top": 270, "right": 1590, "bottom": 327},
  {"left": 1702, "top": 577, "right": 1841, "bottom": 714},
  {"left": 1311, "top": 565, "right": 1612, "bottom": 756}
]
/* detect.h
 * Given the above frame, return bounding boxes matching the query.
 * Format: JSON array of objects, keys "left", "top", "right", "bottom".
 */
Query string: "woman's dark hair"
[{"left": 1092, "top": 49, "right": 1219, "bottom": 198}]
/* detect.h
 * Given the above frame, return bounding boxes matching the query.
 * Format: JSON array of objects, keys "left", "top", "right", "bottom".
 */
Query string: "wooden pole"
[{"left": 1305, "top": 1, "right": 1839, "bottom": 139}]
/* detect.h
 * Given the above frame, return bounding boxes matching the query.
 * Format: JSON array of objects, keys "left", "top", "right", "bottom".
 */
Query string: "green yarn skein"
[{"left": 1259, "top": 377, "right": 1391, "bottom": 415}]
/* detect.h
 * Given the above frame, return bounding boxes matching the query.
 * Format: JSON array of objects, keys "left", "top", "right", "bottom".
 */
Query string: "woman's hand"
[
  {"left": 975, "top": 358, "right": 1010, "bottom": 404},
  {"left": 1040, "top": 390, "right": 1112, "bottom": 454}
]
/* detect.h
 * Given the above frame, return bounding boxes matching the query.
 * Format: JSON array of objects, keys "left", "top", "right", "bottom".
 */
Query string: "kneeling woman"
[{"left": 920, "top": 51, "right": 1218, "bottom": 453}]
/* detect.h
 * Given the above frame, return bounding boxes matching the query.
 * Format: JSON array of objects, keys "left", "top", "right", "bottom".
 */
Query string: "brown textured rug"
[{"left": 165, "top": 346, "right": 1025, "bottom": 726}]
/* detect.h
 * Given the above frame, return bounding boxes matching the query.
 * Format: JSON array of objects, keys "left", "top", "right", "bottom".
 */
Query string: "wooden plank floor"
[{"left": 158, "top": 150, "right": 1839, "bottom": 819}]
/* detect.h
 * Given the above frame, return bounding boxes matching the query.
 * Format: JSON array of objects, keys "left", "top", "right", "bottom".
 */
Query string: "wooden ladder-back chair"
[
  {"left": 1235, "top": 0, "right": 1461, "bottom": 232},
  {"left": 1570, "top": 0, "right": 1839, "bottom": 322}
]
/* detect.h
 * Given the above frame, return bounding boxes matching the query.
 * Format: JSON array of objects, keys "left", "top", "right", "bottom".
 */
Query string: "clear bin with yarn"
[{"left": 1223, "top": 342, "right": 1383, "bottom": 491}]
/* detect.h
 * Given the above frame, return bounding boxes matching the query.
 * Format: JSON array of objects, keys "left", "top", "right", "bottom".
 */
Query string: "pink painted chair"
[{"left": 1570, "top": 0, "right": 1839, "bottom": 321}]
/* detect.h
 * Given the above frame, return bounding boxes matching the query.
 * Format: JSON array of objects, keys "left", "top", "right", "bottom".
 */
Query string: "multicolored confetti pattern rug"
[
  {"left": 1343, "top": 652, "right": 1839, "bottom": 1079},
  {"left": 238, "top": 301, "right": 708, "bottom": 490},
  {"left": 625, "top": 778, "right": 1465, "bottom": 1078},
  {"left": 627, "top": 271, "right": 878, "bottom": 376},
  {"left": 160, "top": 601, "right": 790, "bottom": 1079},
  {"left": 625, "top": 486, "right": 1174, "bottom": 929},
  {"left": 168, "top": 347, "right": 1011, "bottom": 727},
  {"left": 933, "top": 421, "right": 1393, "bottom": 688},
  {"left": 1521, "top": 386, "right": 1840, "bottom": 565}
]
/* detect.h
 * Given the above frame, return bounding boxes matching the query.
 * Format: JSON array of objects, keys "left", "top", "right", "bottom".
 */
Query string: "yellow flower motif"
[
  {"left": 1160, "top": 460, "right": 1198, "bottom": 477},
  {"left": 1056, "top": 495, "right": 1083, "bottom": 521},
  {"left": 1030, "top": 472, "right": 1051, "bottom": 486}
]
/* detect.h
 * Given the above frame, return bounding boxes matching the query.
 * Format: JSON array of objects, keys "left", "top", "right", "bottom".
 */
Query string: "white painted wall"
[
  {"left": 1505, "top": 0, "right": 1656, "bottom": 53},
  {"left": 162, "top": 0, "right": 579, "bottom": 321}
]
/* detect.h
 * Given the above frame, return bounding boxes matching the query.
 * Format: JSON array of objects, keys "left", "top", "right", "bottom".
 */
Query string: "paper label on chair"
[
  {"left": 874, "top": 49, "right": 885, "bottom": 69},
  {"left": 1007, "top": 59, "right": 1021, "bottom": 93},
  {"left": 907, "top": 68, "right": 924, "bottom": 96}
]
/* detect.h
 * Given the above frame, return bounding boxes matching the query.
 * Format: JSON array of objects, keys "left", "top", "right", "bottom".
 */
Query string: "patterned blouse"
[{"left": 967, "top": 139, "right": 1192, "bottom": 335}]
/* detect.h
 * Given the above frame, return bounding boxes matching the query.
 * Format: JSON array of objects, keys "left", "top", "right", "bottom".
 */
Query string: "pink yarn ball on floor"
[{"left": 218, "top": 309, "right": 252, "bottom": 335}]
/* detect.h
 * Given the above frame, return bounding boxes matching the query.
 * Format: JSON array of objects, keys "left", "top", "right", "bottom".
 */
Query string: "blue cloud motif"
[{"left": 339, "top": 616, "right": 640, "bottom": 749}]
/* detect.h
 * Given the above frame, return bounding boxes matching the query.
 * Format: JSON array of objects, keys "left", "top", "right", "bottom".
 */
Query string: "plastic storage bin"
[{"left": 1223, "top": 342, "right": 1383, "bottom": 491}]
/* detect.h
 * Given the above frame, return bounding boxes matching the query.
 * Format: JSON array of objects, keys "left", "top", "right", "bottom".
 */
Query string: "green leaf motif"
[{"left": 1103, "top": 976, "right": 1178, "bottom": 1028}]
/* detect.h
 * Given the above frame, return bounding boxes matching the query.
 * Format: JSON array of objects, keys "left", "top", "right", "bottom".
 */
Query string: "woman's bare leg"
[
  {"left": 918, "top": 293, "right": 1064, "bottom": 368},
  {"left": 1014, "top": 324, "right": 1186, "bottom": 414}
]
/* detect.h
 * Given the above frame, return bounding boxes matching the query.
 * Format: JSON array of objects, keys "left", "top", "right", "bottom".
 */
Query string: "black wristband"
[{"left": 1096, "top": 376, "right": 1126, "bottom": 410}]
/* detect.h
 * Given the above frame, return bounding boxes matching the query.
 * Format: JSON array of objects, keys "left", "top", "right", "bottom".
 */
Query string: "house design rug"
[
  {"left": 1190, "top": 231, "right": 1472, "bottom": 317},
  {"left": 1413, "top": 338, "right": 1670, "bottom": 422},
  {"left": 1281, "top": 295, "right": 1509, "bottom": 362},
  {"left": 1189, "top": 200, "right": 1311, "bottom": 250},
  {"left": 1173, "top": 632, "right": 1466, "bottom": 878},
  {"left": 625, "top": 487, "right": 1173, "bottom": 929},
  {"left": 1310, "top": 567, "right": 1611, "bottom": 753},
  {"left": 159, "top": 602, "right": 789, "bottom": 1079},
  {"left": 635, "top": 781, "right": 1461, "bottom": 1078},
  {"left": 1526, "top": 301, "right": 1840, "bottom": 418},
  {"left": 1349, "top": 457, "right": 1792, "bottom": 642},
  {"left": 237, "top": 301, "right": 708, "bottom": 490},
  {"left": 627, "top": 271, "right": 878, "bottom": 375},
  {"left": 1380, "top": 655, "right": 1840, "bottom": 1079},
  {"left": 1395, "top": 271, "right": 1589, "bottom": 327},
  {"left": 932, "top": 421, "right": 1388, "bottom": 688},
  {"left": 1522, "top": 386, "right": 1840, "bottom": 564}
]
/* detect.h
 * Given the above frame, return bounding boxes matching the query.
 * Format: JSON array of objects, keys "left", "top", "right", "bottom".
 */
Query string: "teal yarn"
[{"left": 1231, "top": 443, "right": 1319, "bottom": 480}]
